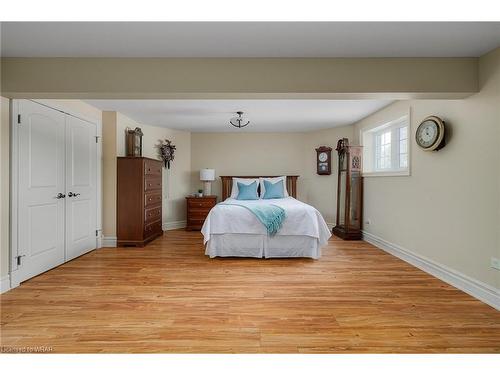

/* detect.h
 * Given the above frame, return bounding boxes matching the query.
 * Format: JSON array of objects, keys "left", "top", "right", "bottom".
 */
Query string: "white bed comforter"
[{"left": 201, "top": 197, "right": 331, "bottom": 245}]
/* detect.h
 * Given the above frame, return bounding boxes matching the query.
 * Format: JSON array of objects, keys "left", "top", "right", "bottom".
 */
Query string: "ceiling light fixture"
[{"left": 229, "top": 111, "right": 250, "bottom": 128}]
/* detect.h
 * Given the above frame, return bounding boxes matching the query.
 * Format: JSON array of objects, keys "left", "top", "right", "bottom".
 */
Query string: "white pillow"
[
  {"left": 259, "top": 176, "right": 289, "bottom": 198},
  {"left": 230, "top": 178, "right": 260, "bottom": 199}
]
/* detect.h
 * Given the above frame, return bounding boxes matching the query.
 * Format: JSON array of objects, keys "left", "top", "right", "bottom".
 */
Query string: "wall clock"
[
  {"left": 126, "top": 127, "right": 143, "bottom": 157},
  {"left": 416, "top": 116, "right": 446, "bottom": 151},
  {"left": 315, "top": 146, "right": 332, "bottom": 175}
]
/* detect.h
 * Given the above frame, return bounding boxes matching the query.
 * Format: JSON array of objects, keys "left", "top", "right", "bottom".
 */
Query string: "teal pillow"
[
  {"left": 236, "top": 181, "right": 259, "bottom": 200},
  {"left": 262, "top": 180, "right": 284, "bottom": 199}
]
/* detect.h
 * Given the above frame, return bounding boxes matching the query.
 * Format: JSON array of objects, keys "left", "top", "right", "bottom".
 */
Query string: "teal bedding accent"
[
  {"left": 236, "top": 181, "right": 259, "bottom": 200},
  {"left": 220, "top": 202, "right": 286, "bottom": 235},
  {"left": 262, "top": 180, "right": 284, "bottom": 199}
]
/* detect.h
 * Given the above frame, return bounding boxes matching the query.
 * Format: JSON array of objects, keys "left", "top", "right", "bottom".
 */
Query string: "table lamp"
[{"left": 200, "top": 169, "right": 215, "bottom": 196}]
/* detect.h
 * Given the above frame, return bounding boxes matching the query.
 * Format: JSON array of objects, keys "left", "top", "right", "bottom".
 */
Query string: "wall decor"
[
  {"left": 416, "top": 115, "right": 446, "bottom": 151},
  {"left": 315, "top": 146, "right": 332, "bottom": 175},
  {"left": 125, "top": 127, "right": 143, "bottom": 157},
  {"left": 158, "top": 139, "right": 176, "bottom": 168}
]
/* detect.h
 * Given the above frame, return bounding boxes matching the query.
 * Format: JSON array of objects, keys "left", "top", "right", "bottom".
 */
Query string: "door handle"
[
  {"left": 56, "top": 193, "right": 66, "bottom": 199},
  {"left": 16, "top": 254, "right": 26, "bottom": 266},
  {"left": 68, "top": 192, "right": 81, "bottom": 197}
]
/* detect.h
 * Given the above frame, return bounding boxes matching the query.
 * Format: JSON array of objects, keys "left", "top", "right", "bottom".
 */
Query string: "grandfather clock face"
[
  {"left": 349, "top": 146, "right": 363, "bottom": 172},
  {"left": 316, "top": 147, "right": 332, "bottom": 175}
]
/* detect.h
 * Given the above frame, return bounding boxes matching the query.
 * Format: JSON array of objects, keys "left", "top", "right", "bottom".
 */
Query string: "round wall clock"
[{"left": 416, "top": 116, "right": 446, "bottom": 151}]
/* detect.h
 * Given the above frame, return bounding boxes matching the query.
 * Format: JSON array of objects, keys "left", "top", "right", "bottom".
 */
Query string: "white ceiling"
[
  {"left": 85, "top": 99, "right": 393, "bottom": 132},
  {"left": 2, "top": 22, "right": 500, "bottom": 57}
]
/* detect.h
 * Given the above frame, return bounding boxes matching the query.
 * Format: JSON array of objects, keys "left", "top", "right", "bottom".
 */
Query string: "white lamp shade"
[{"left": 200, "top": 169, "right": 215, "bottom": 181}]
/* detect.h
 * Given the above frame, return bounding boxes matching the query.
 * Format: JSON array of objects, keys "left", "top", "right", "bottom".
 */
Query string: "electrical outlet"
[
  {"left": 491, "top": 257, "right": 500, "bottom": 271},
  {"left": 364, "top": 219, "right": 371, "bottom": 225}
]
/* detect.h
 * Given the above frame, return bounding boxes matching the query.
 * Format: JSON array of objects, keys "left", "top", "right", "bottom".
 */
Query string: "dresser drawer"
[
  {"left": 188, "top": 210, "right": 210, "bottom": 220},
  {"left": 145, "top": 206, "right": 162, "bottom": 223},
  {"left": 145, "top": 159, "right": 162, "bottom": 176},
  {"left": 144, "top": 220, "right": 162, "bottom": 238},
  {"left": 185, "top": 197, "right": 216, "bottom": 231},
  {"left": 187, "top": 200, "right": 215, "bottom": 209},
  {"left": 145, "top": 177, "right": 162, "bottom": 192},
  {"left": 187, "top": 218, "right": 206, "bottom": 227},
  {"left": 145, "top": 191, "right": 162, "bottom": 208}
]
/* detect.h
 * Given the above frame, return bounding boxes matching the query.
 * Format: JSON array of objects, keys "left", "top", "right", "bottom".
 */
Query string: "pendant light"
[{"left": 229, "top": 111, "right": 250, "bottom": 128}]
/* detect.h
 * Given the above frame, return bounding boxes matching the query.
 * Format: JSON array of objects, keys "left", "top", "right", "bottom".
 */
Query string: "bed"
[{"left": 201, "top": 176, "right": 331, "bottom": 259}]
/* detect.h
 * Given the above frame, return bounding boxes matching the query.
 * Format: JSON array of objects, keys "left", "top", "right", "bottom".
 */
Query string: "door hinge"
[
  {"left": 17, "top": 114, "right": 21, "bottom": 124},
  {"left": 95, "top": 230, "right": 99, "bottom": 237},
  {"left": 95, "top": 136, "right": 100, "bottom": 143},
  {"left": 16, "top": 255, "right": 25, "bottom": 266}
]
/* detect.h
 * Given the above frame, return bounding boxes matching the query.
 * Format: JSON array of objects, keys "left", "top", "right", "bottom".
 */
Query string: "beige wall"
[
  {"left": 0, "top": 97, "right": 10, "bottom": 279},
  {"left": 352, "top": 48, "right": 500, "bottom": 290},
  {"left": 102, "top": 111, "right": 117, "bottom": 238},
  {"left": 1, "top": 57, "right": 478, "bottom": 99},
  {"left": 191, "top": 127, "right": 353, "bottom": 224},
  {"left": 115, "top": 113, "right": 192, "bottom": 229},
  {"left": 191, "top": 132, "right": 304, "bottom": 197}
]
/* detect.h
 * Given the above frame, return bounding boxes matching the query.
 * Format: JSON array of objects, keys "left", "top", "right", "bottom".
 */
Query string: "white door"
[
  {"left": 15, "top": 100, "right": 66, "bottom": 283},
  {"left": 65, "top": 115, "right": 97, "bottom": 260}
]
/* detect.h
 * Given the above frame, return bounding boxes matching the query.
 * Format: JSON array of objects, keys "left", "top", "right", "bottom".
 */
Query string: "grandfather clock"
[{"left": 332, "top": 138, "right": 363, "bottom": 240}]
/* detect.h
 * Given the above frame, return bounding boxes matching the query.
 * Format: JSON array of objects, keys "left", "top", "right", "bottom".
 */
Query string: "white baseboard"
[
  {"left": 163, "top": 220, "right": 187, "bottom": 231},
  {"left": 362, "top": 231, "right": 499, "bottom": 310},
  {"left": 1, "top": 275, "right": 11, "bottom": 294},
  {"left": 101, "top": 236, "right": 117, "bottom": 248}
]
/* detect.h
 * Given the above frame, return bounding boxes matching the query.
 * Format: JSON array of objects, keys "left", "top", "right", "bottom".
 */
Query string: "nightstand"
[{"left": 185, "top": 195, "right": 217, "bottom": 231}]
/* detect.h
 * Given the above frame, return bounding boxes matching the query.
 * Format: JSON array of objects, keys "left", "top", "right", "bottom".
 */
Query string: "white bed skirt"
[{"left": 205, "top": 233, "right": 321, "bottom": 259}]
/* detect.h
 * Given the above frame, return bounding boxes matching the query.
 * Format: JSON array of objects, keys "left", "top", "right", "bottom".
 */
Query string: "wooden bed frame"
[{"left": 220, "top": 176, "right": 299, "bottom": 201}]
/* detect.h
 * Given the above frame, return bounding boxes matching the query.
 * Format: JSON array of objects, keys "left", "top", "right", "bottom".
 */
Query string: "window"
[{"left": 361, "top": 116, "right": 410, "bottom": 176}]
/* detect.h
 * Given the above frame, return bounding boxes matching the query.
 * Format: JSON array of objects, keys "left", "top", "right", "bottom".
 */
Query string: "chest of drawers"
[
  {"left": 186, "top": 196, "right": 217, "bottom": 231},
  {"left": 117, "top": 157, "right": 163, "bottom": 246}
]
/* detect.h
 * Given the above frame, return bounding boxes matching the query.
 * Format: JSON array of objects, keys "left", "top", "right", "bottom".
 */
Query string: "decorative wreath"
[{"left": 158, "top": 139, "right": 176, "bottom": 169}]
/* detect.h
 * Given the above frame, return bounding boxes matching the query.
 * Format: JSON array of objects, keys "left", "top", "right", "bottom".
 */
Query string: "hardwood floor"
[{"left": 1, "top": 230, "right": 499, "bottom": 353}]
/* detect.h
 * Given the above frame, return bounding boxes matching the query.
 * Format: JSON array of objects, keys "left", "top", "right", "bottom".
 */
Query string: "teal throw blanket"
[{"left": 220, "top": 202, "right": 286, "bottom": 235}]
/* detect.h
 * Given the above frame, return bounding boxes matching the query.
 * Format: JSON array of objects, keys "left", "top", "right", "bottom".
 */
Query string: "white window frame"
[{"left": 361, "top": 115, "right": 410, "bottom": 177}]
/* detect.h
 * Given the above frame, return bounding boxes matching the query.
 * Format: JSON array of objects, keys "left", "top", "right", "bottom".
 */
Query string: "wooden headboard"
[{"left": 220, "top": 176, "right": 299, "bottom": 201}]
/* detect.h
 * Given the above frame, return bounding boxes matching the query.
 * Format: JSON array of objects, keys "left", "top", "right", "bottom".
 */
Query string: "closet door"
[
  {"left": 65, "top": 115, "right": 97, "bottom": 260},
  {"left": 16, "top": 100, "right": 66, "bottom": 283}
]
